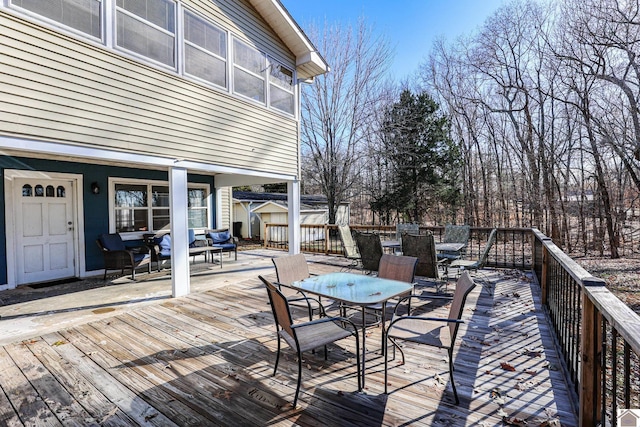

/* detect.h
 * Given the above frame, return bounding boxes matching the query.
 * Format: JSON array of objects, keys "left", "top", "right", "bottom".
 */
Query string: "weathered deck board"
[{"left": 0, "top": 260, "right": 578, "bottom": 426}]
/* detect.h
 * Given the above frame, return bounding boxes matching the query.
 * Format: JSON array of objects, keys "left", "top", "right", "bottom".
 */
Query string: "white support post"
[
  {"left": 287, "top": 180, "right": 301, "bottom": 254},
  {"left": 169, "top": 166, "right": 190, "bottom": 297},
  {"left": 215, "top": 187, "right": 223, "bottom": 229}
]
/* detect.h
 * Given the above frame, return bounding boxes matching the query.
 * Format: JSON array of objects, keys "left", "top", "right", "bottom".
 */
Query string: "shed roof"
[{"left": 233, "top": 191, "right": 346, "bottom": 206}]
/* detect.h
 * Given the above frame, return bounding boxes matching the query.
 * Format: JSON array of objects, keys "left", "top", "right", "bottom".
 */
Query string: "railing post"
[
  {"left": 263, "top": 222, "right": 268, "bottom": 249},
  {"left": 541, "top": 245, "right": 549, "bottom": 306},
  {"left": 580, "top": 278, "right": 605, "bottom": 427},
  {"left": 324, "top": 224, "right": 329, "bottom": 255}
]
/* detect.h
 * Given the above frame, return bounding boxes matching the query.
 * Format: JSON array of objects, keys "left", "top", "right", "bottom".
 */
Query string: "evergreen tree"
[{"left": 378, "top": 90, "right": 461, "bottom": 223}]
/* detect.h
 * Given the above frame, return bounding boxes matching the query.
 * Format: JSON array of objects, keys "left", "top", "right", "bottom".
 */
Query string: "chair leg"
[
  {"left": 293, "top": 349, "right": 303, "bottom": 408},
  {"left": 273, "top": 335, "right": 281, "bottom": 376},
  {"left": 350, "top": 329, "right": 361, "bottom": 392},
  {"left": 448, "top": 353, "right": 459, "bottom": 404}
]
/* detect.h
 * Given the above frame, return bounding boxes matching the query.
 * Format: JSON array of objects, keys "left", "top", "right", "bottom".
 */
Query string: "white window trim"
[{"left": 108, "top": 177, "right": 211, "bottom": 239}]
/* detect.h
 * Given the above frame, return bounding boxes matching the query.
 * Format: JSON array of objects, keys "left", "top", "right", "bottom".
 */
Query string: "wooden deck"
[{"left": 0, "top": 254, "right": 578, "bottom": 426}]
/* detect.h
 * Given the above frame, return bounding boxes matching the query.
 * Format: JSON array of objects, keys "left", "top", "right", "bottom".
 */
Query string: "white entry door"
[{"left": 14, "top": 178, "right": 76, "bottom": 284}]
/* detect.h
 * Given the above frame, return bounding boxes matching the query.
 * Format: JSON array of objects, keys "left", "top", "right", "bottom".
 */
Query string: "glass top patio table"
[
  {"left": 291, "top": 272, "right": 413, "bottom": 387},
  {"left": 291, "top": 272, "right": 412, "bottom": 306}
]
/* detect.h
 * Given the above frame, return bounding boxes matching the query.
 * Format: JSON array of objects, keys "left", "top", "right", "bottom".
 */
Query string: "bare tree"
[{"left": 300, "top": 18, "right": 392, "bottom": 224}]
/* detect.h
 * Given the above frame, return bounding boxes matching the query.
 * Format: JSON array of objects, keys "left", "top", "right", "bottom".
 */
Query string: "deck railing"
[
  {"left": 532, "top": 229, "right": 640, "bottom": 426},
  {"left": 263, "top": 223, "right": 640, "bottom": 425}
]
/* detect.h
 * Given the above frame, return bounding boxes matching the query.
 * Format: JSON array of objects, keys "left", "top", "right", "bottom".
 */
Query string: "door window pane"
[{"left": 22, "top": 184, "right": 32, "bottom": 197}]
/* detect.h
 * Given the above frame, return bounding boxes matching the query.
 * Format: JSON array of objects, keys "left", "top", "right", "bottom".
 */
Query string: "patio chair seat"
[{"left": 280, "top": 321, "right": 353, "bottom": 353}]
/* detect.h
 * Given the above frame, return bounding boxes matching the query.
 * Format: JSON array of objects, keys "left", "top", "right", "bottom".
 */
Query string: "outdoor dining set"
[{"left": 260, "top": 224, "right": 498, "bottom": 407}]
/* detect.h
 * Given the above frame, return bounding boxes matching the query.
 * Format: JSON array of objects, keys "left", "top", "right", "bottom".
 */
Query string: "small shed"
[{"left": 233, "top": 191, "right": 350, "bottom": 240}]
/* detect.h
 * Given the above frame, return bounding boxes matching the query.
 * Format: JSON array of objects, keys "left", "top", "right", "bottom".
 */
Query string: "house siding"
[{"left": 0, "top": 0, "right": 300, "bottom": 176}]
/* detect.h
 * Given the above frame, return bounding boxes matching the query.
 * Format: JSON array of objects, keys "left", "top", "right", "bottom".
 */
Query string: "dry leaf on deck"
[{"left": 500, "top": 362, "right": 516, "bottom": 371}]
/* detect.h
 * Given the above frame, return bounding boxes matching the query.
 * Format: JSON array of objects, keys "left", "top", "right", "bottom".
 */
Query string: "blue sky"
[{"left": 280, "top": 0, "right": 507, "bottom": 79}]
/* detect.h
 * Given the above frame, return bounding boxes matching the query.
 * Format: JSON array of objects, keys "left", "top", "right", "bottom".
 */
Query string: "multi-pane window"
[
  {"left": 269, "top": 59, "right": 295, "bottom": 115},
  {"left": 113, "top": 181, "right": 209, "bottom": 234},
  {"left": 8, "top": 2, "right": 297, "bottom": 115},
  {"left": 184, "top": 10, "right": 227, "bottom": 88},
  {"left": 116, "top": 0, "right": 175, "bottom": 66},
  {"left": 11, "top": 0, "right": 102, "bottom": 38},
  {"left": 233, "top": 39, "right": 265, "bottom": 102}
]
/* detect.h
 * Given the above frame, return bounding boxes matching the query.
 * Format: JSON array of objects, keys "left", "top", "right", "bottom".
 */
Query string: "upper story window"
[
  {"left": 184, "top": 10, "right": 226, "bottom": 88},
  {"left": 269, "top": 59, "right": 295, "bottom": 115},
  {"left": 116, "top": 0, "right": 176, "bottom": 67},
  {"left": 233, "top": 38, "right": 265, "bottom": 103},
  {"left": 6, "top": 1, "right": 296, "bottom": 116},
  {"left": 11, "top": 0, "right": 102, "bottom": 39}
]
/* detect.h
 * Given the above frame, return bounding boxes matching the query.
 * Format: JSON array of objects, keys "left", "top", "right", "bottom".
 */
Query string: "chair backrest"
[
  {"left": 98, "top": 233, "right": 126, "bottom": 251},
  {"left": 401, "top": 232, "right": 439, "bottom": 279},
  {"left": 447, "top": 271, "right": 476, "bottom": 343},
  {"left": 259, "top": 276, "right": 295, "bottom": 340},
  {"left": 378, "top": 254, "right": 418, "bottom": 283},
  {"left": 443, "top": 224, "right": 471, "bottom": 244},
  {"left": 477, "top": 229, "right": 497, "bottom": 268},
  {"left": 188, "top": 229, "right": 196, "bottom": 246},
  {"left": 272, "top": 254, "right": 310, "bottom": 286},
  {"left": 353, "top": 231, "right": 383, "bottom": 272},
  {"left": 338, "top": 225, "right": 359, "bottom": 259},
  {"left": 396, "top": 223, "right": 419, "bottom": 241}
]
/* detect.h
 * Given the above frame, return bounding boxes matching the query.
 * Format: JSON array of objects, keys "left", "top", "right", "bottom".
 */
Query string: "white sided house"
[{"left": 0, "top": 0, "right": 328, "bottom": 295}]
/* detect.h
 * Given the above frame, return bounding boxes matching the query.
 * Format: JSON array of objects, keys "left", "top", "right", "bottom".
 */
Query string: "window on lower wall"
[{"left": 112, "top": 180, "right": 209, "bottom": 234}]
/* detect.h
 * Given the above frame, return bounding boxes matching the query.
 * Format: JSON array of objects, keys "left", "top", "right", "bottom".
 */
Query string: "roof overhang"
[{"left": 248, "top": 0, "right": 329, "bottom": 80}]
